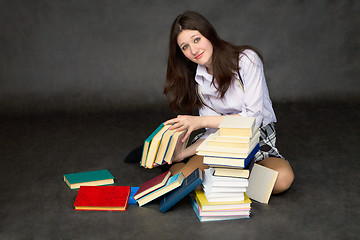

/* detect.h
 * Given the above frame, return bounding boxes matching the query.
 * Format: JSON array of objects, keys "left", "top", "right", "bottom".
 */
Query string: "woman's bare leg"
[{"left": 257, "top": 157, "right": 294, "bottom": 194}]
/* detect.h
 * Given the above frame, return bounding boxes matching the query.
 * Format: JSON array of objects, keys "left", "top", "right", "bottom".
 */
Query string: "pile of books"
[
  {"left": 140, "top": 123, "right": 188, "bottom": 169},
  {"left": 190, "top": 116, "right": 260, "bottom": 222},
  {"left": 133, "top": 169, "right": 203, "bottom": 212}
]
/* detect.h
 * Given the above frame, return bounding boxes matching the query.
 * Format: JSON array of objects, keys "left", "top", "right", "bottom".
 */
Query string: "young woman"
[{"left": 161, "top": 11, "right": 294, "bottom": 194}]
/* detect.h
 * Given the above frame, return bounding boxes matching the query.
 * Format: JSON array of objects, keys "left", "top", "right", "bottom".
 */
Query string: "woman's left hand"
[{"left": 164, "top": 115, "right": 203, "bottom": 142}]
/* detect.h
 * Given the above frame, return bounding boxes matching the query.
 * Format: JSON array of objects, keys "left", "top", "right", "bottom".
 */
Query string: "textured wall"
[{"left": 0, "top": 0, "right": 359, "bottom": 114}]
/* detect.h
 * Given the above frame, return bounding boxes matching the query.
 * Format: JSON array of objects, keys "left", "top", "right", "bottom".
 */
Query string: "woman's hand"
[{"left": 164, "top": 115, "right": 204, "bottom": 143}]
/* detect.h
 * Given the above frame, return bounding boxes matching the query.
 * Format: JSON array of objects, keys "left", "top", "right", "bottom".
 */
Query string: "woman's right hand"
[{"left": 164, "top": 115, "right": 204, "bottom": 143}]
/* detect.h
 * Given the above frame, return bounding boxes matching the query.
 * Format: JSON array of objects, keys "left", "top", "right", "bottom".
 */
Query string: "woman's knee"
[{"left": 273, "top": 165, "right": 294, "bottom": 194}]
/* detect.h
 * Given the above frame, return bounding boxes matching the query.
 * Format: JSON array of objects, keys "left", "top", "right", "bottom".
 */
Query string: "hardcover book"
[
  {"left": 201, "top": 144, "right": 259, "bottom": 168},
  {"left": 203, "top": 168, "right": 249, "bottom": 188},
  {"left": 190, "top": 195, "right": 250, "bottom": 222},
  {"left": 64, "top": 169, "right": 114, "bottom": 190},
  {"left": 218, "top": 115, "right": 257, "bottom": 137},
  {"left": 133, "top": 171, "right": 171, "bottom": 200},
  {"left": 154, "top": 128, "right": 176, "bottom": 165},
  {"left": 211, "top": 157, "right": 255, "bottom": 178},
  {"left": 208, "top": 129, "right": 260, "bottom": 149},
  {"left": 163, "top": 130, "right": 188, "bottom": 164},
  {"left": 128, "top": 187, "right": 140, "bottom": 205},
  {"left": 159, "top": 168, "right": 203, "bottom": 213},
  {"left": 194, "top": 189, "right": 251, "bottom": 211},
  {"left": 74, "top": 186, "right": 131, "bottom": 211},
  {"left": 140, "top": 123, "right": 165, "bottom": 167},
  {"left": 145, "top": 124, "right": 171, "bottom": 169},
  {"left": 137, "top": 172, "right": 184, "bottom": 207},
  {"left": 246, "top": 163, "right": 278, "bottom": 204}
]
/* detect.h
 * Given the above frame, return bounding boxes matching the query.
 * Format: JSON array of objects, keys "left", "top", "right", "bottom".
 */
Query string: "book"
[
  {"left": 213, "top": 130, "right": 257, "bottom": 142},
  {"left": 63, "top": 169, "right": 114, "bottom": 190},
  {"left": 203, "top": 191, "right": 245, "bottom": 199},
  {"left": 145, "top": 124, "right": 171, "bottom": 169},
  {"left": 211, "top": 157, "right": 255, "bottom": 178},
  {"left": 202, "top": 184, "right": 247, "bottom": 193},
  {"left": 197, "top": 137, "right": 259, "bottom": 159},
  {"left": 153, "top": 128, "right": 176, "bottom": 165},
  {"left": 204, "top": 192, "right": 245, "bottom": 202},
  {"left": 128, "top": 187, "right": 140, "bottom": 205},
  {"left": 137, "top": 172, "right": 184, "bottom": 207},
  {"left": 194, "top": 189, "right": 251, "bottom": 210},
  {"left": 190, "top": 197, "right": 250, "bottom": 222},
  {"left": 133, "top": 171, "right": 171, "bottom": 200},
  {"left": 141, "top": 123, "right": 165, "bottom": 167},
  {"left": 163, "top": 130, "right": 188, "bottom": 164},
  {"left": 190, "top": 196, "right": 250, "bottom": 217},
  {"left": 218, "top": 115, "right": 257, "bottom": 137},
  {"left": 201, "top": 144, "right": 259, "bottom": 167},
  {"left": 208, "top": 129, "right": 260, "bottom": 149},
  {"left": 159, "top": 168, "right": 203, "bottom": 213},
  {"left": 194, "top": 189, "right": 251, "bottom": 211},
  {"left": 246, "top": 163, "right": 278, "bottom": 204},
  {"left": 203, "top": 168, "right": 249, "bottom": 188},
  {"left": 74, "top": 186, "right": 130, "bottom": 211}
]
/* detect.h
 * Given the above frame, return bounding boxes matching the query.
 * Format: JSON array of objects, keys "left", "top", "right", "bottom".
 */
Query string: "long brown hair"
[{"left": 164, "top": 11, "right": 262, "bottom": 113}]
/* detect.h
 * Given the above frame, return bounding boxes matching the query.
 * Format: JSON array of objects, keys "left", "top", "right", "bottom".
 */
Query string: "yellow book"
[
  {"left": 163, "top": 130, "right": 188, "bottom": 163},
  {"left": 154, "top": 128, "right": 176, "bottom": 165},
  {"left": 194, "top": 189, "right": 251, "bottom": 211},
  {"left": 145, "top": 124, "right": 171, "bottom": 169},
  {"left": 208, "top": 130, "right": 260, "bottom": 149},
  {"left": 218, "top": 115, "right": 256, "bottom": 137},
  {"left": 196, "top": 134, "right": 259, "bottom": 158}
]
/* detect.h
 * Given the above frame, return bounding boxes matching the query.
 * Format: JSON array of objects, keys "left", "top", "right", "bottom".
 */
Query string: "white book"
[
  {"left": 203, "top": 169, "right": 249, "bottom": 188},
  {"left": 246, "top": 163, "right": 278, "bottom": 204},
  {"left": 204, "top": 191, "right": 245, "bottom": 202},
  {"left": 202, "top": 184, "right": 247, "bottom": 193}
]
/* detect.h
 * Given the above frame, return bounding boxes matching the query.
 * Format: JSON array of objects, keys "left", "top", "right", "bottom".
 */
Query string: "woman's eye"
[
  {"left": 182, "top": 45, "right": 188, "bottom": 51},
  {"left": 194, "top": 37, "right": 201, "bottom": 43}
]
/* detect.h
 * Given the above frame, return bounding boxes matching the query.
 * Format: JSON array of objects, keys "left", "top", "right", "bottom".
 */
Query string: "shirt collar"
[{"left": 195, "top": 64, "right": 213, "bottom": 84}]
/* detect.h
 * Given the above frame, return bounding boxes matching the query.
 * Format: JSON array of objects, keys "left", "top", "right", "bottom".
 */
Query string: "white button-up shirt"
[{"left": 195, "top": 49, "right": 277, "bottom": 138}]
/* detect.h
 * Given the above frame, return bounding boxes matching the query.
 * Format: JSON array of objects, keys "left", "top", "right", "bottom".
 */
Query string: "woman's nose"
[{"left": 190, "top": 45, "right": 198, "bottom": 55}]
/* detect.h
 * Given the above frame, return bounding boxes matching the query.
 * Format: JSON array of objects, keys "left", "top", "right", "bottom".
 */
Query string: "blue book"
[
  {"left": 159, "top": 168, "right": 203, "bottom": 213},
  {"left": 63, "top": 169, "right": 114, "bottom": 190},
  {"left": 128, "top": 187, "right": 140, "bottom": 205}
]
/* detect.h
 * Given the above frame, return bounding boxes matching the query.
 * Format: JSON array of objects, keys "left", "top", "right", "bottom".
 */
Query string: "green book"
[
  {"left": 140, "top": 123, "right": 165, "bottom": 167},
  {"left": 64, "top": 169, "right": 115, "bottom": 189}
]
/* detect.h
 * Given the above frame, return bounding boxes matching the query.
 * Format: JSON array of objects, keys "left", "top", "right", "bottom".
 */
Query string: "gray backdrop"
[{"left": 0, "top": 0, "right": 359, "bottom": 114}]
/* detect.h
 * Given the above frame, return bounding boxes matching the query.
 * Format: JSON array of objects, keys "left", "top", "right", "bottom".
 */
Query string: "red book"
[
  {"left": 74, "top": 186, "right": 131, "bottom": 211},
  {"left": 133, "top": 171, "right": 171, "bottom": 200}
]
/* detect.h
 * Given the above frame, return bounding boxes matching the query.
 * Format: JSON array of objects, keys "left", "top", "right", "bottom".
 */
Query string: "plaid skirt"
[{"left": 254, "top": 122, "right": 285, "bottom": 162}]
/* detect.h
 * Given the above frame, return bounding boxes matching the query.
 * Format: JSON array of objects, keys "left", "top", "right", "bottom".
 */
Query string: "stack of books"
[
  {"left": 140, "top": 123, "right": 189, "bottom": 169},
  {"left": 190, "top": 116, "right": 260, "bottom": 221}
]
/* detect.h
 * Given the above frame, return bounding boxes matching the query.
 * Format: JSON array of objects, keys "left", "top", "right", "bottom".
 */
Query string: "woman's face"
[{"left": 177, "top": 29, "right": 213, "bottom": 69}]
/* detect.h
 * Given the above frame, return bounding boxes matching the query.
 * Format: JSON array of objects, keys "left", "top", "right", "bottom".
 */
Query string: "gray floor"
[{"left": 0, "top": 101, "right": 359, "bottom": 240}]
